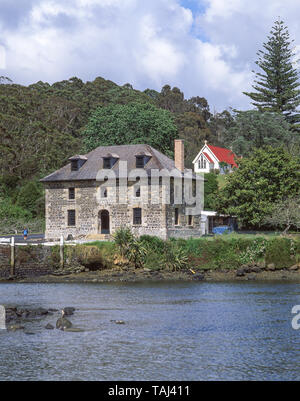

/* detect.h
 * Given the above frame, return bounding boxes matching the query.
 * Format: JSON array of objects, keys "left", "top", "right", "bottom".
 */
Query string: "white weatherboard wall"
[{"left": 193, "top": 145, "right": 219, "bottom": 174}]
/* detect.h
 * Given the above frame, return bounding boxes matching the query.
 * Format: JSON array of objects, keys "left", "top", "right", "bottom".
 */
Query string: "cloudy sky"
[{"left": 0, "top": 0, "right": 300, "bottom": 111}]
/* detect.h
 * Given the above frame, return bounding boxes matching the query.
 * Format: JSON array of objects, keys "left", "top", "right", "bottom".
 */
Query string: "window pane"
[
  {"left": 101, "top": 187, "right": 108, "bottom": 198},
  {"left": 136, "top": 157, "right": 144, "bottom": 168},
  {"left": 69, "top": 188, "right": 75, "bottom": 200},
  {"left": 103, "top": 158, "right": 111, "bottom": 169},
  {"left": 133, "top": 208, "right": 142, "bottom": 225},
  {"left": 68, "top": 210, "right": 76, "bottom": 226},
  {"left": 175, "top": 208, "right": 179, "bottom": 225},
  {"left": 71, "top": 161, "right": 78, "bottom": 171}
]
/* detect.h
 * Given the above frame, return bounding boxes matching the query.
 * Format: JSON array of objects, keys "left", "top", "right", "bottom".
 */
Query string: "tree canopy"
[
  {"left": 243, "top": 19, "right": 300, "bottom": 127},
  {"left": 83, "top": 102, "right": 178, "bottom": 156},
  {"left": 224, "top": 110, "right": 300, "bottom": 157},
  {"left": 215, "top": 146, "right": 300, "bottom": 228}
]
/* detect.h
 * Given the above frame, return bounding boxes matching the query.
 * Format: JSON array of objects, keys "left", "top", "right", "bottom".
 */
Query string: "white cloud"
[
  {"left": 204, "top": 0, "right": 244, "bottom": 21},
  {"left": 0, "top": 45, "right": 6, "bottom": 69},
  {"left": 1, "top": 0, "right": 300, "bottom": 110}
]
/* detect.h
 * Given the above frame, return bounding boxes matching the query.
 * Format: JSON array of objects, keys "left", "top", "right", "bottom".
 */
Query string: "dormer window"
[
  {"left": 71, "top": 160, "right": 78, "bottom": 171},
  {"left": 103, "top": 158, "right": 112, "bottom": 169},
  {"left": 136, "top": 156, "right": 145, "bottom": 168},
  {"left": 135, "top": 151, "right": 152, "bottom": 169},
  {"left": 69, "top": 155, "right": 88, "bottom": 172},
  {"left": 103, "top": 153, "right": 119, "bottom": 169}
]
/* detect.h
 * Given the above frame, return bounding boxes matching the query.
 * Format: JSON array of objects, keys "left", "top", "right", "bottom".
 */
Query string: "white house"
[{"left": 193, "top": 141, "right": 238, "bottom": 174}]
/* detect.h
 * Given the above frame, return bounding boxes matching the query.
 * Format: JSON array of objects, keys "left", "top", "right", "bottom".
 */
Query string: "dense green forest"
[{"left": 0, "top": 19, "right": 300, "bottom": 233}]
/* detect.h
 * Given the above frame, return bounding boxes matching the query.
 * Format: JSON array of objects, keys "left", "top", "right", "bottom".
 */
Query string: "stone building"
[{"left": 41, "top": 140, "right": 204, "bottom": 241}]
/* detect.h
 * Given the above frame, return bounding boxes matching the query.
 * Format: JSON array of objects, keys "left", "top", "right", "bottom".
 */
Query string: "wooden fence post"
[
  {"left": 10, "top": 236, "right": 15, "bottom": 277},
  {"left": 60, "top": 236, "right": 64, "bottom": 269}
]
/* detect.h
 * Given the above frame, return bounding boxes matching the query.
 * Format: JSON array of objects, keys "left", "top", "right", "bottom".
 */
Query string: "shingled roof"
[{"left": 41, "top": 144, "right": 190, "bottom": 182}]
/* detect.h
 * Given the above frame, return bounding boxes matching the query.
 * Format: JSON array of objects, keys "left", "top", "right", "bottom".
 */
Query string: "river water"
[{"left": 0, "top": 281, "right": 300, "bottom": 381}]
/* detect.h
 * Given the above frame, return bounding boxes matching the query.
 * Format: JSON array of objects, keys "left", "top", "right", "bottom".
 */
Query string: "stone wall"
[
  {"left": 0, "top": 245, "right": 56, "bottom": 279},
  {"left": 44, "top": 179, "right": 203, "bottom": 241},
  {"left": 0, "top": 245, "right": 10, "bottom": 277}
]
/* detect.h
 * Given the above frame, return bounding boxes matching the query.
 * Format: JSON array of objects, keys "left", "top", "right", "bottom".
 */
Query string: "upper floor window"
[
  {"left": 136, "top": 156, "right": 145, "bottom": 168},
  {"left": 135, "top": 186, "right": 141, "bottom": 198},
  {"left": 71, "top": 160, "right": 78, "bottom": 171},
  {"left": 103, "top": 158, "right": 112, "bottom": 169},
  {"left": 69, "top": 155, "right": 88, "bottom": 171},
  {"left": 69, "top": 188, "right": 75, "bottom": 200},
  {"left": 101, "top": 187, "right": 108, "bottom": 198},
  {"left": 102, "top": 154, "right": 119, "bottom": 169}
]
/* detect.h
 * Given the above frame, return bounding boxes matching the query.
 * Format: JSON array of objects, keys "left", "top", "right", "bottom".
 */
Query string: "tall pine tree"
[{"left": 244, "top": 19, "right": 300, "bottom": 127}]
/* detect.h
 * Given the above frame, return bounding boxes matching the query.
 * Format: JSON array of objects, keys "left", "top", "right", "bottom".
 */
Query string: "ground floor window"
[
  {"left": 187, "top": 215, "right": 193, "bottom": 226},
  {"left": 133, "top": 208, "right": 142, "bottom": 225},
  {"left": 68, "top": 210, "right": 76, "bottom": 226},
  {"left": 175, "top": 208, "right": 179, "bottom": 226}
]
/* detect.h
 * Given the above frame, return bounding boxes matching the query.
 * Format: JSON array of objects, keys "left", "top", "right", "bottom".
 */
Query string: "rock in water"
[
  {"left": 45, "top": 323, "right": 55, "bottom": 330},
  {"left": 56, "top": 310, "right": 72, "bottom": 330},
  {"left": 56, "top": 317, "right": 72, "bottom": 330},
  {"left": 64, "top": 328, "right": 84, "bottom": 333},
  {"left": 63, "top": 307, "right": 76, "bottom": 316},
  {"left": 8, "top": 324, "right": 25, "bottom": 331},
  {"left": 236, "top": 268, "right": 246, "bottom": 277}
]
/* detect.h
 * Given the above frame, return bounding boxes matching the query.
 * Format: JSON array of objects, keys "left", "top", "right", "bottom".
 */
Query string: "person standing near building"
[{"left": 23, "top": 228, "right": 28, "bottom": 241}]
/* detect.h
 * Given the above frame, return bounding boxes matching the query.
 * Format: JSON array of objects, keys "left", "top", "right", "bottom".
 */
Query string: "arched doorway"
[{"left": 99, "top": 210, "right": 110, "bottom": 234}]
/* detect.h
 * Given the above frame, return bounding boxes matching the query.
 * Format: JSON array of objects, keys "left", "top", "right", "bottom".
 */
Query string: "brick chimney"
[{"left": 174, "top": 139, "right": 184, "bottom": 172}]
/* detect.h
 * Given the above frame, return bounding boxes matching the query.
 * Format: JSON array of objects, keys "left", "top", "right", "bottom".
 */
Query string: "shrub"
[
  {"left": 177, "top": 237, "right": 254, "bottom": 270},
  {"left": 162, "top": 242, "right": 189, "bottom": 271},
  {"left": 113, "top": 227, "right": 146, "bottom": 268},
  {"left": 204, "top": 173, "right": 219, "bottom": 210},
  {"left": 84, "top": 241, "right": 116, "bottom": 265},
  {"left": 113, "top": 227, "right": 135, "bottom": 258},
  {"left": 16, "top": 180, "right": 44, "bottom": 218},
  {"left": 143, "top": 251, "right": 163, "bottom": 271},
  {"left": 65, "top": 245, "right": 111, "bottom": 270},
  {"left": 0, "top": 197, "right": 45, "bottom": 234},
  {"left": 265, "top": 238, "right": 296, "bottom": 269},
  {"left": 239, "top": 238, "right": 267, "bottom": 265},
  {"left": 139, "top": 235, "right": 165, "bottom": 253}
]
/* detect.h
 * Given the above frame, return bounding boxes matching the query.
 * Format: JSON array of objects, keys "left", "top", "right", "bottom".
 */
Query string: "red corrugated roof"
[
  {"left": 203, "top": 152, "right": 214, "bottom": 163},
  {"left": 207, "top": 145, "right": 238, "bottom": 168}
]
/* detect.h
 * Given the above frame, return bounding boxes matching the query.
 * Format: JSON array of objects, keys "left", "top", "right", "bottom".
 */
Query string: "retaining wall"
[{"left": 0, "top": 244, "right": 56, "bottom": 279}]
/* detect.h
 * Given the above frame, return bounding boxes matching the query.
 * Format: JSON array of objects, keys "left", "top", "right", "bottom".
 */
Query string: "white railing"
[{"left": 0, "top": 238, "right": 11, "bottom": 244}]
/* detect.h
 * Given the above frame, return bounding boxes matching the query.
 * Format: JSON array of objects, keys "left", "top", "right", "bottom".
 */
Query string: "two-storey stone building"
[{"left": 41, "top": 140, "right": 204, "bottom": 241}]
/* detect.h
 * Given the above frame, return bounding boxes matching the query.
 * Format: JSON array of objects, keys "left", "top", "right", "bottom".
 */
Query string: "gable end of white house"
[{"left": 193, "top": 145, "right": 220, "bottom": 173}]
